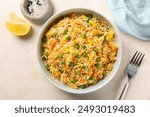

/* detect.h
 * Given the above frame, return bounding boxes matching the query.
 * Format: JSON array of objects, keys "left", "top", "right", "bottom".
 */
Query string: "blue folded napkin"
[{"left": 107, "top": 0, "right": 150, "bottom": 40}]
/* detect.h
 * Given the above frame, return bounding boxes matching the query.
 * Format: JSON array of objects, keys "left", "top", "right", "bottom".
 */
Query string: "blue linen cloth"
[{"left": 107, "top": 0, "right": 150, "bottom": 40}]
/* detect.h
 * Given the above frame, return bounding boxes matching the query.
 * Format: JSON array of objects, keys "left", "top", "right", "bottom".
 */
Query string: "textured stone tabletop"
[{"left": 0, "top": 0, "right": 150, "bottom": 100}]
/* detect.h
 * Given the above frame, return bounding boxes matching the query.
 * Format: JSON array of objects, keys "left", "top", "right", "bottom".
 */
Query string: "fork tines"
[{"left": 129, "top": 51, "right": 145, "bottom": 66}]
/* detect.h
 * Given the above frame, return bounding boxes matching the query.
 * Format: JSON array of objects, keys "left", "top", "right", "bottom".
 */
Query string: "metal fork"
[{"left": 118, "top": 51, "right": 145, "bottom": 100}]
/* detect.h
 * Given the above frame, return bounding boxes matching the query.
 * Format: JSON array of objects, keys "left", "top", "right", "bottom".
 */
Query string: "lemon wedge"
[
  {"left": 10, "top": 12, "right": 26, "bottom": 23},
  {"left": 6, "top": 13, "right": 31, "bottom": 36}
]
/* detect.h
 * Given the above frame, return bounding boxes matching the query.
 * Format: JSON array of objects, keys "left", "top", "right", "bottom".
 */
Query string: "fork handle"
[{"left": 118, "top": 81, "right": 129, "bottom": 100}]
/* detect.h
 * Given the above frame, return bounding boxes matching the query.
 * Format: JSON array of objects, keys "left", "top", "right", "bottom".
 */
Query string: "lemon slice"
[
  {"left": 6, "top": 13, "right": 31, "bottom": 36},
  {"left": 6, "top": 20, "right": 31, "bottom": 36},
  {"left": 10, "top": 12, "right": 26, "bottom": 23}
]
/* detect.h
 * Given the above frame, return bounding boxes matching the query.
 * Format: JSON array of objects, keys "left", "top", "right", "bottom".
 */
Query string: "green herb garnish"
[
  {"left": 86, "top": 15, "right": 93, "bottom": 23},
  {"left": 75, "top": 71, "right": 80, "bottom": 75},
  {"left": 45, "top": 52, "right": 49, "bottom": 60}
]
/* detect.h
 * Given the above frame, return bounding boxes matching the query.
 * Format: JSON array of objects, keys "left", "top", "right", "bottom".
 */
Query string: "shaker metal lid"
[{"left": 20, "top": 0, "right": 53, "bottom": 23}]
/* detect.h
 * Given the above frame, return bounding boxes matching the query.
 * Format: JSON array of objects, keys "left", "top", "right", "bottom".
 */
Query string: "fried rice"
[{"left": 42, "top": 13, "right": 118, "bottom": 89}]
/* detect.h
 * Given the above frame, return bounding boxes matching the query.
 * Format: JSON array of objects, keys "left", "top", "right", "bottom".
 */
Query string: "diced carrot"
[
  {"left": 93, "top": 71, "right": 98, "bottom": 77},
  {"left": 81, "top": 25, "right": 86, "bottom": 31},
  {"left": 78, "top": 78, "right": 86, "bottom": 83},
  {"left": 93, "top": 29, "right": 103, "bottom": 36},
  {"left": 72, "top": 56, "right": 76, "bottom": 61}
]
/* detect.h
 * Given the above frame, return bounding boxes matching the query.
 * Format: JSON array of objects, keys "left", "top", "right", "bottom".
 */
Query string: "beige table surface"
[{"left": 0, "top": 0, "right": 150, "bottom": 100}]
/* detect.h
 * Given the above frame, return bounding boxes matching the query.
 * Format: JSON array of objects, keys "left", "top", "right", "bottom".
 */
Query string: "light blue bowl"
[{"left": 37, "top": 8, "right": 122, "bottom": 94}]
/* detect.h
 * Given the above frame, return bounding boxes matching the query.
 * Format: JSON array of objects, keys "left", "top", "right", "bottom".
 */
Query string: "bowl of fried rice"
[{"left": 37, "top": 8, "right": 122, "bottom": 94}]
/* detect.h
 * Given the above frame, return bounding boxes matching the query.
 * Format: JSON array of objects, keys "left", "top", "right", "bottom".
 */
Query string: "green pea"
[
  {"left": 52, "top": 32, "right": 57, "bottom": 37},
  {"left": 61, "top": 61, "right": 65, "bottom": 65},
  {"left": 58, "top": 69, "right": 64, "bottom": 73},
  {"left": 89, "top": 76, "right": 94, "bottom": 80},
  {"left": 57, "top": 54, "right": 62, "bottom": 59},
  {"left": 96, "top": 57, "right": 100, "bottom": 62},
  {"left": 83, "top": 52, "right": 87, "bottom": 57},
  {"left": 66, "top": 36, "right": 71, "bottom": 41},
  {"left": 63, "top": 29, "right": 68, "bottom": 35},
  {"left": 45, "top": 64, "right": 49, "bottom": 70},
  {"left": 56, "top": 35, "right": 59, "bottom": 40},
  {"left": 74, "top": 53, "right": 79, "bottom": 58},
  {"left": 79, "top": 85, "right": 86, "bottom": 89},
  {"left": 69, "top": 62, "right": 76, "bottom": 67},
  {"left": 95, "top": 63, "right": 100, "bottom": 68},
  {"left": 82, "top": 65, "right": 86, "bottom": 69},
  {"left": 74, "top": 44, "right": 80, "bottom": 49},
  {"left": 81, "top": 34, "right": 87, "bottom": 39},
  {"left": 71, "top": 79, "right": 77, "bottom": 84},
  {"left": 94, "top": 48, "right": 98, "bottom": 53},
  {"left": 82, "top": 45, "right": 87, "bottom": 49}
]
